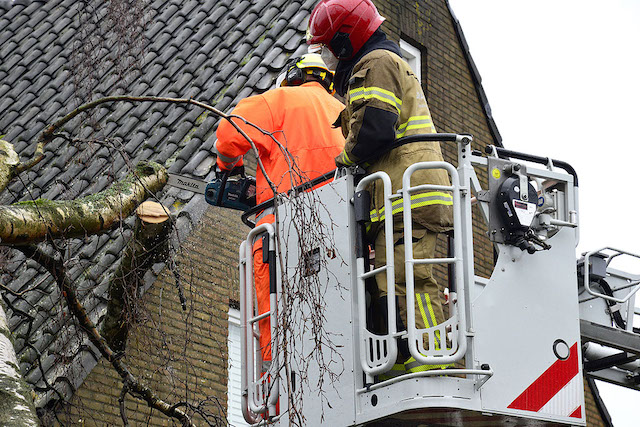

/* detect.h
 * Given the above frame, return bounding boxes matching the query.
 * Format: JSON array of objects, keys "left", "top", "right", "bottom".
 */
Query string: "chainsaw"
[{"left": 167, "top": 169, "right": 256, "bottom": 212}]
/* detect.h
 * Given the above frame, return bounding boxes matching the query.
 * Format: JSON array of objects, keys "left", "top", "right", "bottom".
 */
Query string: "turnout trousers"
[{"left": 374, "top": 222, "right": 452, "bottom": 376}]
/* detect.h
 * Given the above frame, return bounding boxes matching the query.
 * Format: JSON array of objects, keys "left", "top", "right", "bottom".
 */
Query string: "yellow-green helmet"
[{"left": 278, "top": 53, "right": 334, "bottom": 92}]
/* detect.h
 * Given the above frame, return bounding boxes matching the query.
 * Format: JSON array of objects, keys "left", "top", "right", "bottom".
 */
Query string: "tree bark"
[
  {"left": 101, "top": 201, "right": 171, "bottom": 353},
  {"left": 0, "top": 140, "right": 20, "bottom": 194},
  {"left": 0, "top": 161, "right": 168, "bottom": 245},
  {"left": 0, "top": 302, "right": 39, "bottom": 427}
]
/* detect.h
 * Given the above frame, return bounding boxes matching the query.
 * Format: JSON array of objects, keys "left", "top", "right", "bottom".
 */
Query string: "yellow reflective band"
[
  {"left": 417, "top": 293, "right": 432, "bottom": 327},
  {"left": 349, "top": 86, "right": 402, "bottom": 114},
  {"left": 338, "top": 150, "right": 354, "bottom": 166},
  {"left": 217, "top": 152, "right": 242, "bottom": 164},
  {"left": 378, "top": 363, "right": 406, "bottom": 380},
  {"left": 404, "top": 356, "right": 453, "bottom": 372},
  {"left": 396, "top": 116, "right": 434, "bottom": 138},
  {"left": 369, "top": 192, "right": 453, "bottom": 222},
  {"left": 422, "top": 293, "right": 442, "bottom": 347}
]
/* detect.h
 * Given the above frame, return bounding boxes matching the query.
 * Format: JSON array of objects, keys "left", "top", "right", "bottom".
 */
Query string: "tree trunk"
[
  {"left": 101, "top": 201, "right": 172, "bottom": 353},
  {"left": 0, "top": 302, "right": 39, "bottom": 427},
  {"left": 0, "top": 161, "right": 168, "bottom": 245}
]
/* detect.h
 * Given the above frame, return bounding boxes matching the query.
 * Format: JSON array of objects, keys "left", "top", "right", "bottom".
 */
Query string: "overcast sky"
[{"left": 447, "top": 1, "right": 640, "bottom": 425}]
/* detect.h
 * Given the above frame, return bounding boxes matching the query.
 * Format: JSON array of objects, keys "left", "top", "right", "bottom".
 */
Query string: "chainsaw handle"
[{"left": 215, "top": 170, "right": 230, "bottom": 206}]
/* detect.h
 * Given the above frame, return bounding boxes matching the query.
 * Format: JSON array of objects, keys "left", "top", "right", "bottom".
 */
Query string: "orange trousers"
[{"left": 253, "top": 237, "right": 272, "bottom": 362}]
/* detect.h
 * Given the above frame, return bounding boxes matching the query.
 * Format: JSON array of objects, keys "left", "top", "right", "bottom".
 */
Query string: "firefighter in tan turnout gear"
[{"left": 307, "top": 0, "right": 454, "bottom": 377}]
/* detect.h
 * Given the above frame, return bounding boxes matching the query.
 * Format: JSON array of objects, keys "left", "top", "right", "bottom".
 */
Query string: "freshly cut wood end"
[{"left": 136, "top": 201, "right": 170, "bottom": 223}]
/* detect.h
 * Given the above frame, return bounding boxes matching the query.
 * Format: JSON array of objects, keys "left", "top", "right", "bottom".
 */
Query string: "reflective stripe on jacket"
[
  {"left": 337, "top": 49, "right": 453, "bottom": 232},
  {"left": 216, "top": 82, "right": 345, "bottom": 205}
]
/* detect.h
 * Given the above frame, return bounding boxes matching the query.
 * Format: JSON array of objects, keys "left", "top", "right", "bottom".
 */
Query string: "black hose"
[{"left": 597, "top": 278, "right": 627, "bottom": 329}]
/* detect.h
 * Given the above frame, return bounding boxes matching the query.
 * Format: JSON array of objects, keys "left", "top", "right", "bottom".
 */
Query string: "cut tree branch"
[
  {"left": 17, "top": 245, "right": 193, "bottom": 426},
  {"left": 0, "top": 139, "right": 22, "bottom": 193},
  {"left": 0, "top": 161, "right": 167, "bottom": 245},
  {"left": 101, "top": 201, "right": 171, "bottom": 353}
]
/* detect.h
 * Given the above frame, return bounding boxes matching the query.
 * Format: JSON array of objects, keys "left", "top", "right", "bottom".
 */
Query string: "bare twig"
[
  {"left": 119, "top": 383, "right": 130, "bottom": 427},
  {"left": 37, "top": 95, "right": 278, "bottom": 197},
  {"left": 17, "top": 244, "right": 194, "bottom": 426}
]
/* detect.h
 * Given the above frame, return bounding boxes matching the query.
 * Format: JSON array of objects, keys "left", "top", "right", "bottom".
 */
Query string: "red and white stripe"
[{"left": 508, "top": 342, "right": 582, "bottom": 419}]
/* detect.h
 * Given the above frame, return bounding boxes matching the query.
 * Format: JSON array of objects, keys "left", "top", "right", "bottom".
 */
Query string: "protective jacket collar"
[{"left": 333, "top": 30, "right": 401, "bottom": 97}]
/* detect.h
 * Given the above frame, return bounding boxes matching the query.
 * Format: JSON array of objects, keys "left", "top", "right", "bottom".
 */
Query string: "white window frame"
[
  {"left": 227, "top": 307, "right": 248, "bottom": 426},
  {"left": 400, "top": 39, "right": 422, "bottom": 80}
]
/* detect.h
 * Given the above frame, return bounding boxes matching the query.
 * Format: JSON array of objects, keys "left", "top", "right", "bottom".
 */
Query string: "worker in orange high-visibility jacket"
[{"left": 215, "top": 53, "right": 345, "bottom": 364}]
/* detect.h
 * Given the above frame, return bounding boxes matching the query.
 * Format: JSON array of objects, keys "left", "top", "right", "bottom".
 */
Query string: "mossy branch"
[
  {"left": 17, "top": 245, "right": 193, "bottom": 426},
  {"left": 0, "top": 161, "right": 168, "bottom": 245}
]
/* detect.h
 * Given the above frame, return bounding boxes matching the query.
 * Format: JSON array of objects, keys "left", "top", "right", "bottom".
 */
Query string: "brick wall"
[
  {"left": 59, "top": 207, "right": 245, "bottom": 425},
  {"left": 584, "top": 377, "right": 608, "bottom": 427}
]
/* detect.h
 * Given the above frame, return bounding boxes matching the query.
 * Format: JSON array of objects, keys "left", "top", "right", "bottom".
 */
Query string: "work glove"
[
  {"left": 335, "top": 150, "right": 355, "bottom": 168},
  {"left": 215, "top": 164, "right": 245, "bottom": 179}
]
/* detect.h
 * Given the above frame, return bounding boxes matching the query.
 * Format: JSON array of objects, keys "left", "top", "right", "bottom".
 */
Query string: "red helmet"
[{"left": 307, "top": 0, "right": 385, "bottom": 60}]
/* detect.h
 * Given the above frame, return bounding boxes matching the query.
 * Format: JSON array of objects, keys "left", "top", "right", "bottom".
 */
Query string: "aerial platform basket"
[{"left": 238, "top": 134, "right": 591, "bottom": 426}]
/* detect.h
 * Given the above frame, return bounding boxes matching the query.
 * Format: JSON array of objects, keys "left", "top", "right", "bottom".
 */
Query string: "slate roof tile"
[
  {"left": 266, "top": 18, "right": 289, "bottom": 41},
  {"left": 168, "top": 73, "right": 193, "bottom": 97},
  {"left": 186, "top": 11, "right": 208, "bottom": 32},
  {"left": 182, "top": 149, "right": 210, "bottom": 176},
  {"left": 168, "top": 158, "right": 186, "bottom": 173},
  {"left": 7, "top": 11, "right": 29, "bottom": 32},
  {"left": 30, "top": 18, "right": 51, "bottom": 39},
  {"left": 262, "top": 46, "right": 285, "bottom": 70},
  {"left": 208, "top": 4, "right": 229, "bottom": 24},
  {"left": 228, "top": 0, "right": 251, "bottom": 20},
  {"left": 55, "top": 25, "right": 74, "bottom": 46},
  {"left": 255, "top": 72, "right": 274, "bottom": 93},
  {"left": 188, "top": 51, "right": 209, "bottom": 73},
  {"left": 142, "top": 64, "right": 164, "bottom": 86},
  {"left": 0, "top": 110, "right": 20, "bottom": 131},
  {"left": 0, "top": 82, "right": 10, "bottom": 98},
  {"left": 158, "top": 46, "right": 180, "bottom": 70},
  {"left": 146, "top": 20, "right": 164, "bottom": 41},
  {"left": 200, "top": 79, "right": 226, "bottom": 103},
  {"left": 161, "top": 105, "right": 189, "bottom": 130},
  {"left": 275, "top": 28, "right": 299, "bottom": 51},
  {"left": 158, "top": 3, "right": 180, "bottom": 24},
  {"left": 199, "top": 34, "right": 222, "bottom": 57},
  {"left": 151, "top": 31, "right": 173, "bottom": 52},
  {"left": 2, "top": 3, "right": 26, "bottom": 20},
  {"left": 252, "top": 36, "right": 274, "bottom": 59},
  {"left": 4, "top": 125, "right": 24, "bottom": 144},
  {"left": 137, "top": 111, "right": 165, "bottom": 135},
  {"left": 217, "top": 60, "right": 238, "bottom": 81},
  {"left": 50, "top": 14, "right": 72, "bottom": 35},
  {"left": 193, "top": 66, "right": 216, "bottom": 91},
  {"left": 192, "top": 20, "right": 215, "bottom": 45},
  {"left": 249, "top": 0, "right": 273, "bottom": 13}
]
